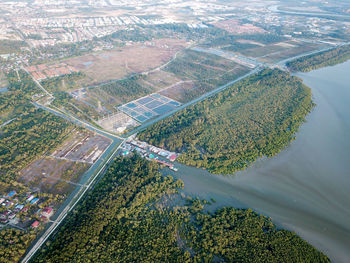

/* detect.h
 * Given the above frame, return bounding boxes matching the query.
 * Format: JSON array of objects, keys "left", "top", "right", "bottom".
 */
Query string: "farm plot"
[
  {"left": 257, "top": 42, "right": 329, "bottom": 63},
  {"left": 69, "top": 48, "right": 250, "bottom": 118},
  {"left": 158, "top": 80, "right": 196, "bottom": 103},
  {"left": 161, "top": 49, "right": 250, "bottom": 100}
]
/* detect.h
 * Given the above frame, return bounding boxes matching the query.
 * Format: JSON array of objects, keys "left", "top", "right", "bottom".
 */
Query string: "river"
[{"left": 166, "top": 60, "right": 350, "bottom": 262}]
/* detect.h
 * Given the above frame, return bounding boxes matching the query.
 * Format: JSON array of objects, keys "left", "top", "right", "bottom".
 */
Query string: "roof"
[
  {"left": 169, "top": 154, "right": 177, "bottom": 161},
  {"left": 30, "top": 198, "right": 39, "bottom": 204},
  {"left": 42, "top": 207, "right": 53, "bottom": 214},
  {"left": 31, "top": 221, "right": 40, "bottom": 228},
  {"left": 8, "top": 191, "right": 16, "bottom": 197}
]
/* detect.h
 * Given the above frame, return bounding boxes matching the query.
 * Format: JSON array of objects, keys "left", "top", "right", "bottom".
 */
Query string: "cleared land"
[
  {"left": 19, "top": 130, "right": 111, "bottom": 195},
  {"left": 19, "top": 157, "right": 88, "bottom": 195},
  {"left": 51, "top": 130, "right": 112, "bottom": 164},
  {"left": 64, "top": 39, "right": 190, "bottom": 86},
  {"left": 97, "top": 112, "right": 139, "bottom": 134}
]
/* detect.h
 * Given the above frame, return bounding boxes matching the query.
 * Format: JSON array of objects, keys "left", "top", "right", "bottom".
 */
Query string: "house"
[
  {"left": 26, "top": 195, "right": 34, "bottom": 202},
  {"left": 7, "top": 191, "right": 16, "bottom": 198},
  {"left": 15, "top": 204, "right": 24, "bottom": 210},
  {"left": 168, "top": 154, "right": 177, "bottom": 162},
  {"left": 21, "top": 207, "right": 29, "bottom": 213},
  {"left": 41, "top": 207, "right": 53, "bottom": 218},
  {"left": 30, "top": 198, "right": 39, "bottom": 204},
  {"left": 31, "top": 221, "right": 40, "bottom": 228},
  {"left": 0, "top": 198, "right": 5, "bottom": 204},
  {"left": 5, "top": 201, "right": 13, "bottom": 207},
  {"left": 8, "top": 213, "right": 16, "bottom": 220}
]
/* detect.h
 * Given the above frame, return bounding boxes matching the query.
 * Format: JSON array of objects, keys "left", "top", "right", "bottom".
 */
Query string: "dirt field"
[
  {"left": 18, "top": 130, "right": 111, "bottom": 195},
  {"left": 64, "top": 38, "right": 190, "bottom": 86},
  {"left": 19, "top": 157, "right": 89, "bottom": 195},
  {"left": 52, "top": 130, "right": 112, "bottom": 164}
]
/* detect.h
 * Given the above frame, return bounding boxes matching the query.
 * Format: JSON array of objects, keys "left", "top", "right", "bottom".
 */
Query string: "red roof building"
[
  {"left": 31, "top": 221, "right": 40, "bottom": 228},
  {"left": 42, "top": 207, "right": 54, "bottom": 218},
  {"left": 168, "top": 154, "right": 177, "bottom": 162}
]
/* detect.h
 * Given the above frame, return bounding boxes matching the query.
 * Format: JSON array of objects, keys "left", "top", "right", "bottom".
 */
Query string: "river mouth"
[{"left": 164, "top": 60, "right": 350, "bottom": 263}]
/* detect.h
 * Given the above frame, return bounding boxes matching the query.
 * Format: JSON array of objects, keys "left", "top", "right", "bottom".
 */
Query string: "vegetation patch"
[
  {"left": 138, "top": 69, "right": 314, "bottom": 174},
  {"left": 286, "top": 44, "right": 350, "bottom": 72},
  {"left": 32, "top": 156, "right": 329, "bottom": 262}
]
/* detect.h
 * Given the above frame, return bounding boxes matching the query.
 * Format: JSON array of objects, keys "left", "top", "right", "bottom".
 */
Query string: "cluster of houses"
[
  {"left": 121, "top": 138, "right": 179, "bottom": 171},
  {"left": 0, "top": 190, "right": 53, "bottom": 229}
]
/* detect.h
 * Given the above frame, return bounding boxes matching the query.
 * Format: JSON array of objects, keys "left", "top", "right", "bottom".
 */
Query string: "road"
[{"left": 21, "top": 41, "right": 348, "bottom": 262}]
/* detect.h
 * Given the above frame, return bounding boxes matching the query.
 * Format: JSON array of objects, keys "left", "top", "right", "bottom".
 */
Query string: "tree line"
[{"left": 286, "top": 44, "right": 350, "bottom": 72}]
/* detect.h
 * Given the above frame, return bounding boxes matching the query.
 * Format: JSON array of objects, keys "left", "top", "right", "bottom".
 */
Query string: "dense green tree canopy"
[
  {"left": 138, "top": 69, "right": 313, "bottom": 174},
  {"left": 32, "top": 156, "right": 329, "bottom": 263},
  {"left": 287, "top": 44, "right": 350, "bottom": 72}
]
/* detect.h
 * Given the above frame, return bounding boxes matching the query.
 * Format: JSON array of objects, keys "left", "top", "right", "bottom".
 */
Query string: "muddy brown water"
[{"left": 165, "top": 60, "right": 350, "bottom": 263}]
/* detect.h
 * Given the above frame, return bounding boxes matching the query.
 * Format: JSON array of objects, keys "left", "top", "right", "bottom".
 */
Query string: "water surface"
[{"left": 168, "top": 60, "right": 350, "bottom": 263}]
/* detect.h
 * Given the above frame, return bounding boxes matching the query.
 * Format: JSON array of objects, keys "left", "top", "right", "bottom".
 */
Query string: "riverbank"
[{"left": 164, "top": 60, "right": 350, "bottom": 263}]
